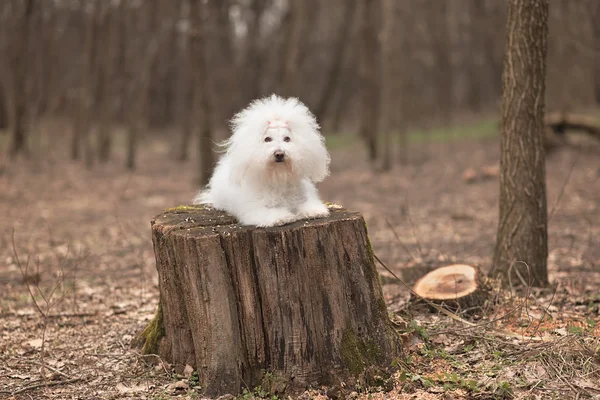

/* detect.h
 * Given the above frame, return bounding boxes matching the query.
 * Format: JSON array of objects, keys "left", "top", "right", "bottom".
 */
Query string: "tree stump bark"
[
  {"left": 412, "top": 264, "right": 492, "bottom": 312},
  {"left": 136, "top": 205, "right": 402, "bottom": 396}
]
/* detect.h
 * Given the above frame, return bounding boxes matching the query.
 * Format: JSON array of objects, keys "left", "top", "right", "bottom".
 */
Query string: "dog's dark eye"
[
  {"left": 284, "top": 136, "right": 291, "bottom": 142},
  {"left": 264, "top": 137, "right": 272, "bottom": 142}
]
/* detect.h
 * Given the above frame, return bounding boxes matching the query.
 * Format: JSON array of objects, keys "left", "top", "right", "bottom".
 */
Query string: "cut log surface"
[
  {"left": 413, "top": 264, "right": 490, "bottom": 311},
  {"left": 544, "top": 112, "right": 600, "bottom": 138},
  {"left": 139, "top": 205, "right": 402, "bottom": 396}
]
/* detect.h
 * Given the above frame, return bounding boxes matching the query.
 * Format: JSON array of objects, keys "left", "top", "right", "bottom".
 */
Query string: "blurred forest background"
[
  {"left": 1, "top": 0, "right": 600, "bottom": 176},
  {"left": 2, "top": 1, "right": 600, "bottom": 398}
]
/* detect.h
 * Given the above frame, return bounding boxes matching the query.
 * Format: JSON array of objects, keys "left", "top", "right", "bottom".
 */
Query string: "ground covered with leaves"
[{"left": 1, "top": 132, "right": 599, "bottom": 399}]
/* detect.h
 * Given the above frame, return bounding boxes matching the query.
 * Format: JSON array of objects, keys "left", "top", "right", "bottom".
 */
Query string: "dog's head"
[{"left": 224, "top": 95, "right": 330, "bottom": 185}]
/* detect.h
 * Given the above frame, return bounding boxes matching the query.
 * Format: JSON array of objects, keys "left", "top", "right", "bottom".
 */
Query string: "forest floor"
[{"left": 1, "top": 126, "right": 600, "bottom": 400}]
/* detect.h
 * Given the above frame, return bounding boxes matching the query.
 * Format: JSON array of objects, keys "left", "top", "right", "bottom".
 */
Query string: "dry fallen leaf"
[
  {"left": 183, "top": 364, "right": 194, "bottom": 379},
  {"left": 116, "top": 382, "right": 148, "bottom": 394},
  {"left": 25, "top": 339, "right": 43, "bottom": 349},
  {"left": 554, "top": 327, "right": 568, "bottom": 336},
  {"left": 167, "top": 380, "right": 189, "bottom": 393},
  {"left": 462, "top": 168, "right": 478, "bottom": 183}
]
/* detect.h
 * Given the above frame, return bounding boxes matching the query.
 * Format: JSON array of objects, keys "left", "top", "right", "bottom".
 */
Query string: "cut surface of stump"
[
  {"left": 137, "top": 205, "right": 402, "bottom": 396},
  {"left": 413, "top": 264, "right": 490, "bottom": 311}
]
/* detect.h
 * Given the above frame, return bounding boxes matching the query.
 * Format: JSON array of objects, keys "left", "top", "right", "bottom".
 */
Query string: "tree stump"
[
  {"left": 412, "top": 264, "right": 492, "bottom": 312},
  {"left": 136, "top": 205, "right": 402, "bottom": 396}
]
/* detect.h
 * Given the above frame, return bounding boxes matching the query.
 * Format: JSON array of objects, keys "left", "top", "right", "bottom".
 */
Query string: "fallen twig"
[
  {"left": 0, "top": 377, "right": 82, "bottom": 396},
  {"left": 549, "top": 157, "right": 578, "bottom": 221},
  {"left": 29, "top": 360, "right": 71, "bottom": 379},
  {"left": 385, "top": 218, "right": 416, "bottom": 262}
]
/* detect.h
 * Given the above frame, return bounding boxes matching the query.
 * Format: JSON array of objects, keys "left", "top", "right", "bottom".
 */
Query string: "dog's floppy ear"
[
  {"left": 215, "top": 135, "right": 250, "bottom": 185},
  {"left": 227, "top": 147, "right": 252, "bottom": 185},
  {"left": 305, "top": 136, "right": 330, "bottom": 183},
  {"left": 278, "top": 96, "right": 330, "bottom": 182}
]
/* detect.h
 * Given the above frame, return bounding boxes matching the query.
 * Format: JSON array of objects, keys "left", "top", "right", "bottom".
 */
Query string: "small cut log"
[
  {"left": 136, "top": 205, "right": 402, "bottom": 396},
  {"left": 544, "top": 112, "right": 600, "bottom": 150},
  {"left": 412, "top": 264, "right": 491, "bottom": 311},
  {"left": 544, "top": 112, "right": 600, "bottom": 139}
]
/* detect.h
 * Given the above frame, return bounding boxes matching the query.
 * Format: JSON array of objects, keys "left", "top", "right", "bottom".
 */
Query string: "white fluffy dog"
[{"left": 193, "top": 95, "right": 330, "bottom": 227}]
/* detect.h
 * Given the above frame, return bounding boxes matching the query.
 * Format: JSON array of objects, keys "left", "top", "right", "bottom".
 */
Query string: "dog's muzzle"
[{"left": 274, "top": 151, "right": 285, "bottom": 162}]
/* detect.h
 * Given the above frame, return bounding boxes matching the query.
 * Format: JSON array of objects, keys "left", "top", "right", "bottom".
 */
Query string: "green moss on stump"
[
  {"left": 325, "top": 202, "right": 345, "bottom": 210},
  {"left": 260, "top": 371, "right": 290, "bottom": 395},
  {"left": 134, "top": 302, "right": 165, "bottom": 355},
  {"left": 363, "top": 220, "right": 377, "bottom": 265},
  {"left": 164, "top": 204, "right": 206, "bottom": 213},
  {"left": 340, "top": 326, "right": 383, "bottom": 374},
  {"left": 362, "top": 219, "right": 390, "bottom": 321}
]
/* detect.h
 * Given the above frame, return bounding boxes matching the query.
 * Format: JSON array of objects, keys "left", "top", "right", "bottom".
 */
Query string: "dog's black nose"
[{"left": 274, "top": 151, "right": 285, "bottom": 162}]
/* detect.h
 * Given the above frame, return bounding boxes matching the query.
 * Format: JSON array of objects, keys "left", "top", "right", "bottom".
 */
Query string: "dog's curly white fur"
[{"left": 193, "top": 95, "right": 330, "bottom": 227}]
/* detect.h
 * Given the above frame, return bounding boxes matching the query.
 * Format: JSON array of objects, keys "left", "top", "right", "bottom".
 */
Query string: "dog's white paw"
[
  {"left": 245, "top": 208, "right": 298, "bottom": 227},
  {"left": 265, "top": 216, "right": 297, "bottom": 227},
  {"left": 298, "top": 202, "right": 329, "bottom": 219}
]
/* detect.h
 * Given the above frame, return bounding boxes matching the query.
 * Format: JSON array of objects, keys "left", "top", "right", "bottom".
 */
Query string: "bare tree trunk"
[
  {"left": 126, "top": 124, "right": 138, "bottom": 170},
  {"left": 593, "top": 2, "right": 600, "bottom": 104},
  {"left": 280, "top": 1, "right": 305, "bottom": 95},
  {"left": 161, "top": 13, "right": 180, "bottom": 126},
  {"left": 382, "top": 127, "right": 392, "bottom": 171},
  {"left": 115, "top": 0, "right": 127, "bottom": 124},
  {"left": 430, "top": 0, "right": 453, "bottom": 124},
  {"left": 0, "top": 83, "right": 7, "bottom": 130},
  {"left": 279, "top": 0, "right": 317, "bottom": 96},
  {"left": 33, "top": 0, "right": 52, "bottom": 118},
  {"left": 177, "top": 98, "right": 193, "bottom": 162},
  {"left": 208, "top": 0, "right": 237, "bottom": 122},
  {"left": 314, "top": 0, "right": 358, "bottom": 125},
  {"left": 124, "top": 1, "right": 141, "bottom": 171},
  {"left": 244, "top": 0, "right": 266, "bottom": 101},
  {"left": 0, "top": 0, "right": 9, "bottom": 130},
  {"left": 11, "top": 103, "right": 27, "bottom": 158},
  {"left": 397, "top": 128, "right": 409, "bottom": 165},
  {"left": 72, "top": 0, "right": 100, "bottom": 166},
  {"left": 546, "top": 1, "right": 596, "bottom": 110},
  {"left": 126, "top": 0, "right": 167, "bottom": 170},
  {"left": 84, "top": 124, "right": 95, "bottom": 169},
  {"left": 380, "top": 0, "right": 413, "bottom": 168},
  {"left": 330, "top": 55, "right": 356, "bottom": 133},
  {"left": 28, "top": 0, "right": 49, "bottom": 168},
  {"left": 464, "top": 0, "right": 484, "bottom": 113},
  {"left": 97, "top": 112, "right": 111, "bottom": 163},
  {"left": 479, "top": 0, "right": 506, "bottom": 106},
  {"left": 71, "top": 114, "right": 81, "bottom": 160},
  {"left": 83, "top": 1, "right": 102, "bottom": 169},
  {"left": 97, "top": 6, "right": 113, "bottom": 163},
  {"left": 358, "top": 0, "right": 381, "bottom": 162},
  {"left": 491, "top": 0, "right": 549, "bottom": 287},
  {"left": 175, "top": 0, "right": 192, "bottom": 162},
  {"left": 9, "top": 0, "right": 35, "bottom": 158},
  {"left": 197, "top": 112, "right": 214, "bottom": 186},
  {"left": 396, "top": 1, "right": 416, "bottom": 164},
  {"left": 189, "top": 0, "right": 214, "bottom": 185},
  {"left": 380, "top": 0, "right": 395, "bottom": 170}
]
